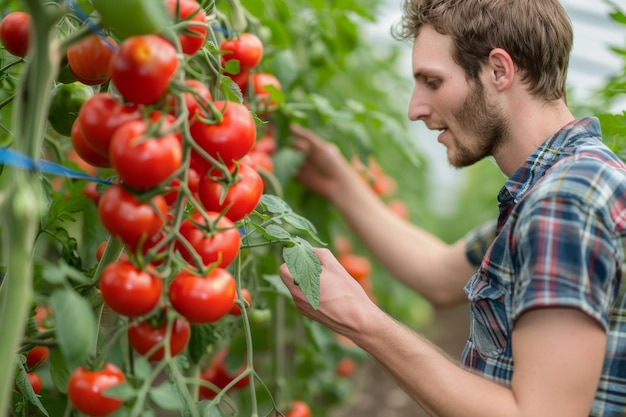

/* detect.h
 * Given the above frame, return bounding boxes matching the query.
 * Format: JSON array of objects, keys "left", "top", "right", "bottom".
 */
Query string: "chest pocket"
[{"left": 465, "top": 271, "right": 509, "bottom": 358}]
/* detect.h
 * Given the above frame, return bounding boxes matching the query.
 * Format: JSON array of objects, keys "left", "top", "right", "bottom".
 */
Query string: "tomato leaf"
[
  {"left": 197, "top": 401, "right": 226, "bottom": 416},
  {"left": 149, "top": 382, "right": 183, "bottom": 410},
  {"left": 104, "top": 382, "right": 138, "bottom": 401},
  {"left": 13, "top": 361, "right": 49, "bottom": 416},
  {"left": 283, "top": 238, "right": 321, "bottom": 309},
  {"left": 49, "top": 347, "right": 70, "bottom": 394},
  {"left": 50, "top": 288, "right": 97, "bottom": 369},
  {"left": 188, "top": 323, "right": 223, "bottom": 365}
]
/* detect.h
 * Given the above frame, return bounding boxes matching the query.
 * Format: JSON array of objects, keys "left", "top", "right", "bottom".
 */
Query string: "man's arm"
[{"left": 280, "top": 249, "right": 606, "bottom": 416}]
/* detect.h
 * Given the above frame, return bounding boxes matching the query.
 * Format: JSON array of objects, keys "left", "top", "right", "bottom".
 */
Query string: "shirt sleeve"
[
  {"left": 510, "top": 194, "right": 619, "bottom": 329},
  {"left": 464, "top": 219, "right": 498, "bottom": 269}
]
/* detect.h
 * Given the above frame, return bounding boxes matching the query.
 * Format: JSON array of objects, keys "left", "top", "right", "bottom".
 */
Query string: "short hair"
[{"left": 392, "top": 0, "right": 573, "bottom": 101}]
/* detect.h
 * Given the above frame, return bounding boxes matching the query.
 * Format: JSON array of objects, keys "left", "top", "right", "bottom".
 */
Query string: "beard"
[{"left": 447, "top": 79, "right": 510, "bottom": 168}]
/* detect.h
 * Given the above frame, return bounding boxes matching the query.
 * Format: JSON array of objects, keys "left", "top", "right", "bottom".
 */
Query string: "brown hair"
[{"left": 392, "top": 0, "right": 573, "bottom": 101}]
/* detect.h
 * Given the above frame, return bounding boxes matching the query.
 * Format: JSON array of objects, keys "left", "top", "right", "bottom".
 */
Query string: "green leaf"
[
  {"left": 283, "top": 213, "right": 325, "bottom": 245},
  {"left": 104, "top": 382, "right": 138, "bottom": 401},
  {"left": 149, "top": 382, "right": 184, "bottom": 411},
  {"left": 188, "top": 324, "right": 223, "bottom": 365},
  {"left": 13, "top": 361, "right": 49, "bottom": 416},
  {"left": 49, "top": 347, "right": 70, "bottom": 394},
  {"left": 133, "top": 356, "right": 152, "bottom": 380},
  {"left": 262, "top": 274, "right": 294, "bottom": 298},
  {"left": 259, "top": 194, "right": 292, "bottom": 214},
  {"left": 197, "top": 400, "right": 226, "bottom": 417},
  {"left": 256, "top": 224, "right": 293, "bottom": 241},
  {"left": 283, "top": 238, "right": 322, "bottom": 309},
  {"left": 50, "top": 288, "right": 97, "bottom": 369}
]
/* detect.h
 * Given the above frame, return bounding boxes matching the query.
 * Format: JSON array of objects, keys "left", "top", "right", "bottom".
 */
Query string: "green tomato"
[
  {"left": 92, "top": 0, "right": 171, "bottom": 40},
  {"left": 48, "top": 82, "right": 94, "bottom": 137}
]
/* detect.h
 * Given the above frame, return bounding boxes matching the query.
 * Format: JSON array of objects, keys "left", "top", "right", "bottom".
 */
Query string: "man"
[{"left": 278, "top": 0, "right": 626, "bottom": 415}]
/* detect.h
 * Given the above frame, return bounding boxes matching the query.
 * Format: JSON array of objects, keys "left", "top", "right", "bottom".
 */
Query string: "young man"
[{"left": 278, "top": 0, "right": 626, "bottom": 415}]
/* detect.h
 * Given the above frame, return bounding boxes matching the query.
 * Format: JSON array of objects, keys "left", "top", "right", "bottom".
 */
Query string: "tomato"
[
  {"left": 34, "top": 305, "right": 53, "bottom": 331},
  {"left": 127, "top": 315, "right": 190, "bottom": 361},
  {"left": 164, "top": 166, "right": 201, "bottom": 206},
  {"left": 110, "top": 34, "right": 179, "bottom": 105},
  {"left": 250, "top": 72, "right": 282, "bottom": 109},
  {"left": 252, "top": 128, "right": 277, "bottom": 155},
  {"left": 165, "top": 0, "right": 207, "bottom": 55},
  {"left": 109, "top": 114, "right": 183, "bottom": 191},
  {"left": 337, "top": 252, "right": 371, "bottom": 282},
  {"left": 48, "top": 82, "right": 94, "bottom": 137},
  {"left": 227, "top": 70, "right": 249, "bottom": 93},
  {"left": 168, "top": 268, "right": 236, "bottom": 324},
  {"left": 83, "top": 182, "right": 102, "bottom": 206},
  {"left": 285, "top": 400, "right": 312, "bottom": 417},
  {"left": 198, "top": 162, "right": 264, "bottom": 222},
  {"left": 199, "top": 349, "right": 249, "bottom": 399},
  {"left": 77, "top": 93, "right": 141, "bottom": 156},
  {"left": 71, "top": 119, "right": 112, "bottom": 168},
  {"left": 219, "top": 33, "right": 263, "bottom": 71},
  {"left": 0, "top": 12, "right": 31, "bottom": 58},
  {"left": 92, "top": 0, "right": 170, "bottom": 40},
  {"left": 189, "top": 100, "right": 256, "bottom": 169},
  {"left": 26, "top": 372, "right": 42, "bottom": 395},
  {"left": 98, "top": 184, "right": 168, "bottom": 247},
  {"left": 166, "top": 79, "right": 213, "bottom": 121},
  {"left": 67, "top": 363, "right": 125, "bottom": 417},
  {"left": 336, "top": 356, "right": 356, "bottom": 377},
  {"left": 245, "top": 150, "right": 274, "bottom": 173},
  {"left": 96, "top": 240, "right": 130, "bottom": 263},
  {"left": 176, "top": 211, "right": 241, "bottom": 269},
  {"left": 99, "top": 260, "right": 162, "bottom": 317},
  {"left": 25, "top": 346, "right": 48, "bottom": 370},
  {"left": 229, "top": 288, "right": 252, "bottom": 316},
  {"left": 67, "top": 34, "right": 117, "bottom": 86}
]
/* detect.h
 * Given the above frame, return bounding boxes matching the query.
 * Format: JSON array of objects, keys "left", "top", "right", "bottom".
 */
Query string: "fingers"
[{"left": 289, "top": 123, "right": 325, "bottom": 152}]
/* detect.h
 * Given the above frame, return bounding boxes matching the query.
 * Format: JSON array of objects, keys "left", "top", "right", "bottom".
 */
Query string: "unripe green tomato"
[
  {"left": 48, "top": 82, "right": 94, "bottom": 137},
  {"left": 248, "top": 308, "right": 272, "bottom": 325},
  {"left": 92, "top": 0, "right": 171, "bottom": 40}
]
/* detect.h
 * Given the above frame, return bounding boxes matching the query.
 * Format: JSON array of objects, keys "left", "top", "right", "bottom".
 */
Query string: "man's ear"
[{"left": 487, "top": 48, "right": 515, "bottom": 91}]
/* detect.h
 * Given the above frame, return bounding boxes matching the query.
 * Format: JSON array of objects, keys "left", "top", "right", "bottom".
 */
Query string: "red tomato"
[
  {"left": 70, "top": 118, "right": 111, "bottom": 168},
  {"left": 25, "top": 346, "right": 48, "bottom": 370},
  {"left": 110, "top": 34, "right": 179, "bottom": 105},
  {"left": 164, "top": 165, "right": 201, "bottom": 206},
  {"left": 77, "top": 93, "right": 141, "bottom": 156},
  {"left": 26, "top": 372, "right": 42, "bottom": 395},
  {"left": 83, "top": 182, "right": 102, "bottom": 206},
  {"left": 67, "top": 34, "right": 117, "bottom": 85},
  {"left": 109, "top": 115, "right": 183, "bottom": 190},
  {"left": 128, "top": 315, "right": 190, "bottom": 361},
  {"left": 0, "top": 12, "right": 31, "bottom": 57},
  {"left": 338, "top": 252, "right": 371, "bottom": 283},
  {"left": 250, "top": 72, "right": 282, "bottom": 109},
  {"left": 285, "top": 400, "right": 312, "bottom": 417},
  {"left": 98, "top": 184, "right": 168, "bottom": 247},
  {"left": 199, "top": 349, "right": 249, "bottom": 399},
  {"left": 246, "top": 150, "right": 274, "bottom": 173},
  {"left": 168, "top": 268, "right": 236, "bottom": 324},
  {"left": 336, "top": 356, "right": 356, "bottom": 377},
  {"left": 189, "top": 100, "right": 256, "bottom": 169},
  {"left": 99, "top": 260, "right": 162, "bottom": 317},
  {"left": 198, "top": 162, "right": 264, "bottom": 222},
  {"left": 228, "top": 70, "right": 249, "bottom": 93},
  {"left": 229, "top": 288, "right": 252, "bottom": 316},
  {"left": 165, "top": 0, "right": 207, "bottom": 55},
  {"left": 219, "top": 33, "right": 263, "bottom": 71},
  {"left": 252, "top": 129, "right": 277, "bottom": 155},
  {"left": 67, "top": 363, "right": 125, "bottom": 417},
  {"left": 176, "top": 211, "right": 241, "bottom": 269}
]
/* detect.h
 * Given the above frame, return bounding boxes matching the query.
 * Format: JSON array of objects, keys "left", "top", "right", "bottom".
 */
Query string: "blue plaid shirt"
[{"left": 462, "top": 117, "right": 626, "bottom": 416}]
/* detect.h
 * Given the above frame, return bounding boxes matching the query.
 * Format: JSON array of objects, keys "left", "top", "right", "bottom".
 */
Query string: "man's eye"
[{"left": 425, "top": 79, "right": 441, "bottom": 89}]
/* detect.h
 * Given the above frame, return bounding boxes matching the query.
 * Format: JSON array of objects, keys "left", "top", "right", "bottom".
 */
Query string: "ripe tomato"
[
  {"left": 285, "top": 400, "right": 312, "bottom": 417},
  {"left": 25, "top": 372, "right": 42, "bottom": 395},
  {"left": 229, "top": 288, "right": 252, "bottom": 316},
  {"left": 83, "top": 182, "right": 102, "bottom": 206},
  {"left": 48, "top": 82, "right": 94, "bottom": 137},
  {"left": 98, "top": 184, "right": 168, "bottom": 247},
  {"left": 99, "top": 260, "right": 162, "bottom": 317},
  {"left": 77, "top": 93, "right": 141, "bottom": 156},
  {"left": 219, "top": 33, "right": 263, "bottom": 71},
  {"left": 0, "top": 12, "right": 31, "bottom": 57},
  {"left": 250, "top": 72, "right": 282, "bottom": 109},
  {"left": 67, "top": 34, "right": 117, "bottom": 86},
  {"left": 109, "top": 114, "right": 183, "bottom": 190},
  {"left": 245, "top": 150, "right": 274, "bottom": 173},
  {"left": 199, "top": 349, "right": 249, "bottom": 399},
  {"left": 189, "top": 100, "right": 256, "bottom": 169},
  {"left": 168, "top": 268, "right": 236, "bottom": 324},
  {"left": 166, "top": 79, "right": 213, "bottom": 121},
  {"left": 337, "top": 252, "right": 371, "bottom": 283},
  {"left": 336, "top": 356, "right": 356, "bottom": 377},
  {"left": 70, "top": 119, "right": 112, "bottom": 168},
  {"left": 67, "top": 363, "right": 125, "bottom": 417},
  {"left": 176, "top": 211, "right": 241, "bottom": 269},
  {"left": 25, "top": 346, "right": 49, "bottom": 370},
  {"left": 165, "top": 0, "right": 207, "bottom": 55},
  {"left": 127, "top": 315, "right": 190, "bottom": 361},
  {"left": 164, "top": 166, "right": 201, "bottom": 206},
  {"left": 198, "top": 162, "right": 264, "bottom": 222},
  {"left": 252, "top": 128, "right": 277, "bottom": 155},
  {"left": 110, "top": 34, "right": 179, "bottom": 105}
]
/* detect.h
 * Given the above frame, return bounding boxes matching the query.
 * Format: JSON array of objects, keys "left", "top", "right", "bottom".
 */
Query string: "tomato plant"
[
  {"left": 220, "top": 32, "right": 264, "bottom": 71},
  {"left": 127, "top": 313, "right": 191, "bottom": 361},
  {"left": 166, "top": 78, "right": 213, "bottom": 121},
  {"left": 165, "top": 0, "right": 208, "bottom": 55},
  {"left": 70, "top": 119, "right": 112, "bottom": 168},
  {"left": 110, "top": 34, "right": 179, "bottom": 105},
  {"left": 25, "top": 346, "right": 48, "bottom": 370},
  {"left": 99, "top": 260, "right": 163, "bottom": 317},
  {"left": 168, "top": 268, "right": 236, "bottom": 324},
  {"left": 67, "top": 34, "right": 117, "bottom": 86},
  {"left": 48, "top": 82, "right": 94, "bottom": 137},
  {"left": 0, "top": 12, "right": 30, "bottom": 57},
  {"left": 67, "top": 363, "right": 125, "bottom": 417}
]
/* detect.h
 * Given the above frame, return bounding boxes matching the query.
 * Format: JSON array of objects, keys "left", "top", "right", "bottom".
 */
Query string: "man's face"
[{"left": 408, "top": 25, "right": 509, "bottom": 168}]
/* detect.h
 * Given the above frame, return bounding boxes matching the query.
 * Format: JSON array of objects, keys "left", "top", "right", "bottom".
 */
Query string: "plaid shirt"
[{"left": 462, "top": 117, "right": 626, "bottom": 416}]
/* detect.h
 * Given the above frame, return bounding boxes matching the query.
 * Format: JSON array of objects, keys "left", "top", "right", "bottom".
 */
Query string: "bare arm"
[
  {"left": 280, "top": 248, "right": 606, "bottom": 417},
  {"left": 290, "top": 124, "right": 475, "bottom": 306}
]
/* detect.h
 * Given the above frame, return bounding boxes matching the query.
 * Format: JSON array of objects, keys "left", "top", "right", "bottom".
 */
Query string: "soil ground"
[{"left": 337, "top": 303, "right": 471, "bottom": 417}]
